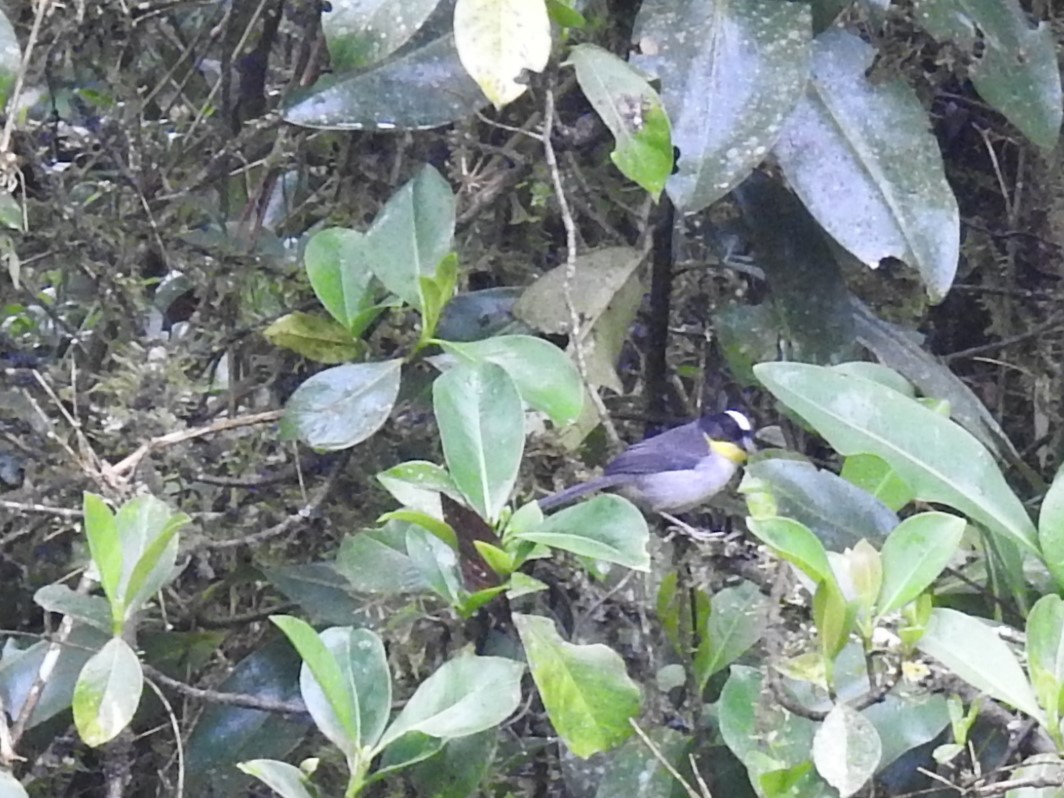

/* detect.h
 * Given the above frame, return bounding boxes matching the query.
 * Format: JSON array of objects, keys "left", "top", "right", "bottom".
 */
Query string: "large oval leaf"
[
  {"left": 378, "top": 653, "right": 524, "bottom": 747},
  {"left": 437, "top": 335, "right": 583, "bottom": 426},
  {"left": 630, "top": 0, "right": 811, "bottom": 212},
  {"left": 72, "top": 637, "right": 144, "bottom": 747},
  {"left": 453, "top": 0, "right": 550, "bottom": 107},
  {"left": 298, "top": 627, "right": 392, "bottom": 754},
  {"left": 365, "top": 164, "right": 455, "bottom": 309},
  {"left": 510, "top": 495, "right": 650, "bottom": 571},
  {"left": 1038, "top": 463, "right": 1064, "bottom": 591},
  {"left": 813, "top": 704, "right": 882, "bottom": 797},
  {"left": 433, "top": 361, "right": 524, "bottom": 523},
  {"left": 570, "top": 44, "right": 673, "bottom": 198},
  {"left": 284, "top": 34, "right": 488, "bottom": 130},
  {"left": 743, "top": 458, "right": 899, "bottom": 550},
  {"left": 303, "top": 228, "right": 379, "bottom": 335},
  {"left": 913, "top": 0, "right": 1062, "bottom": 151},
  {"left": 1025, "top": 595, "right": 1064, "bottom": 721},
  {"left": 773, "top": 30, "right": 959, "bottom": 302},
  {"left": 876, "top": 512, "right": 965, "bottom": 616},
  {"left": 322, "top": 0, "right": 441, "bottom": 71},
  {"left": 514, "top": 613, "right": 641, "bottom": 758},
  {"left": 753, "top": 362, "right": 1038, "bottom": 555},
  {"left": 281, "top": 359, "right": 402, "bottom": 451},
  {"left": 917, "top": 608, "right": 1044, "bottom": 723}
]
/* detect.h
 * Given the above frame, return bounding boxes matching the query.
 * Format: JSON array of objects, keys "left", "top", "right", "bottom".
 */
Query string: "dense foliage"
[{"left": 0, "top": 0, "right": 1062, "bottom": 796}]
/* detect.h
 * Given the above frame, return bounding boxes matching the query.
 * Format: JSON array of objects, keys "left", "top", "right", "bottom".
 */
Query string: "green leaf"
[
  {"left": 876, "top": 512, "right": 965, "bottom": 616},
  {"left": 1006, "top": 753, "right": 1064, "bottom": 798},
  {"left": 378, "top": 653, "right": 524, "bottom": 748},
  {"left": 916, "top": 608, "right": 1044, "bottom": 723},
  {"left": 774, "top": 30, "right": 960, "bottom": 302},
  {"left": 271, "top": 616, "right": 361, "bottom": 750},
  {"left": 418, "top": 252, "right": 459, "bottom": 346},
  {"left": 433, "top": 361, "right": 524, "bottom": 523},
  {"left": 303, "top": 228, "right": 379, "bottom": 335},
  {"left": 630, "top": 0, "right": 811, "bottom": 212},
  {"left": 335, "top": 522, "right": 432, "bottom": 594},
  {"left": 284, "top": 34, "right": 489, "bottom": 131},
  {"left": 263, "top": 312, "right": 364, "bottom": 364},
  {"left": 410, "top": 728, "right": 499, "bottom": 798},
  {"left": 73, "top": 637, "right": 144, "bottom": 747},
  {"left": 453, "top": 0, "right": 550, "bottom": 107},
  {"left": 863, "top": 693, "right": 949, "bottom": 772},
  {"left": 510, "top": 495, "right": 650, "bottom": 571},
  {"left": 1026, "top": 595, "right": 1064, "bottom": 720},
  {"left": 753, "top": 362, "right": 1038, "bottom": 554},
  {"left": 437, "top": 335, "right": 584, "bottom": 426},
  {"left": 281, "top": 359, "right": 402, "bottom": 451},
  {"left": 839, "top": 453, "right": 915, "bottom": 512},
  {"left": 406, "top": 526, "right": 463, "bottom": 606},
  {"left": 298, "top": 626, "right": 391, "bottom": 756},
  {"left": 34, "top": 585, "right": 112, "bottom": 633},
  {"left": 365, "top": 165, "right": 455, "bottom": 309},
  {"left": 237, "top": 760, "right": 318, "bottom": 798},
  {"left": 813, "top": 581, "right": 855, "bottom": 666},
  {"left": 913, "top": 0, "right": 1062, "bottom": 150},
  {"left": 513, "top": 613, "right": 641, "bottom": 758},
  {"left": 812, "top": 704, "right": 882, "bottom": 797},
  {"left": 82, "top": 493, "right": 122, "bottom": 614},
  {"left": 377, "top": 460, "right": 459, "bottom": 518},
  {"left": 742, "top": 459, "right": 899, "bottom": 550},
  {"left": 322, "top": 0, "right": 441, "bottom": 71},
  {"left": 594, "top": 728, "right": 689, "bottom": 798},
  {"left": 1038, "top": 464, "right": 1064, "bottom": 591},
  {"left": 547, "top": 0, "right": 586, "bottom": 28},
  {"left": 570, "top": 44, "right": 673, "bottom": 198},
  {"left": 695, "top": 581, "right": 771, "bottom": 689},
  {"left": 0, "top": 9, "right": 21, "bottom": 110},
  {"left": 748, "top": 516, "right": 837, "bottom": 589},
  {"left": 122, "top": 508, "right": 187, "bottom": 621}
]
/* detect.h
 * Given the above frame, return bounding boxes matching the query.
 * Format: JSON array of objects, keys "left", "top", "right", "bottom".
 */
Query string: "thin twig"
[
  {"left": 143, "top": 678, "right": 186, "bottom": 798},
  {"left": 143, "top": 664, "right": 306, "bottom": 715},
  {"left": 629, "top": 718, "right": 702, "bottom": 798},
  {"left": 542, "top": 85, "right": 620, "bottom": 447}
]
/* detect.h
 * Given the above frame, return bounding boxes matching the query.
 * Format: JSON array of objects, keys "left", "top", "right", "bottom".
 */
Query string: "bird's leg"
[{"left": 658, "top": 511, "right": 721, "bottom": 542}]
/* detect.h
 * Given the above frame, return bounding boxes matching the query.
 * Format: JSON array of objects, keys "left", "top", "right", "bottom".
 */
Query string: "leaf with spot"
[
  {"left": 630, "top": 0, "right": 811, "bottom": 212},
  {"left": 453, "top": 0, "right": 551, "bottom": 107},
  {"left": 322, "top": 0, "right": 442, "bottom": 71},
  {"left": 773, "top": 30, "right": 960, "bottom": 302},
  {"left": 284, "top": 34, "right": 488, "bottom": 130},
  {"left": 913, "top": 0, "right": 1061, "bottom": 150},
  {"left": 570, "top": 44, "right": 673, "bottom": 199}
]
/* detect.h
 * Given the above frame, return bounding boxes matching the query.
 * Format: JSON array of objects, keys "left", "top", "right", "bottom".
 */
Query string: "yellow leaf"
[{"left": 454, "top": 0, "right": 551, "bottom": 107}]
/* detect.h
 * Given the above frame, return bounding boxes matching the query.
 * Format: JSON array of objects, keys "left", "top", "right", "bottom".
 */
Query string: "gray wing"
[{"left": 604, "top": 421, "right": 710, "bottom": 476}]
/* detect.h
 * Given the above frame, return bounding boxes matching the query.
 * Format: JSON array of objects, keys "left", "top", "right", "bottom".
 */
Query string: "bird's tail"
[{"left": 537, "top": 475, "right": 628, "bottom": 511}]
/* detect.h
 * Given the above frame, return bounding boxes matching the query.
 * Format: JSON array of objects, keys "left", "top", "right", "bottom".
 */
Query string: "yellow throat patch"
[{"left": 707, "top": 436, "right": 747, "bottom": 465}]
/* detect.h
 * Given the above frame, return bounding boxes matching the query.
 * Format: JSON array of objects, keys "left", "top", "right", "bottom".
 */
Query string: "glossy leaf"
[
  {"left": 365, "top": 164, "right": 455, "bottom": 309},
  {"left": 514, "top": 613, "right": 641, "bottom": 758},
  {"left": 774, "top": 30, "right": 959, "bottom": 301},
  {"left": 34, "top": 585, "right": 112, "bottom": 633},
  {"left": 913, "top": 0, "right": 1062, "bottom": 150},
  {"left": 1038, "top": 464, "right": 1064, "bottom": 591},
  {"left": 0, "top": 9, "right": 20, "bottom": 109},
  {"left": 299, "top": 626, "right": 391, "bottom": 755},
  {"left": 453, "top": 0, "right": 550, "bottom": 107},
  {"left": 437, "top": 335, "right": 584, "bottom": 426},
  {"left": 433, "top": 361, "right": 524, "bottom": 523},
  {"left": 695, "top": 580, "right": 771, "bottom": 689},
  {"left": 284, "top": 34, "right": 488, "bottom": 130},
  {"left": 594, "top": 728, "right": 689, "bottom": 798},
  {"left": 263, "top": 312, "right": 364, "bottom": 364},
  {"left": 917, "top": 608, "right": 1044, "bottom": 723},
  {"left": 185, "top": 638, "right": 309, "bottom": 794},
  {"left": 73, "top": 637, "right": 144, "bottom": 747},
  {"left": 743, "top": 459, "right": 899, "bottom": 550},
  {"left": 377, "top": 460, "right": 459, "bottom": 518},
  {"left": 748, "top": 516, "right": 837, "bottom": 589},
  {"left": 863, "top": 693, "right": 949, "bottom": 772},
  {"left": 237, "top": 760, "right": 317, "bottom": 798},
  {"left": 271, "top": 616, "right": 360, "bottom": 750},
  {"left": 570, "top": 44, "right": 673, "bottom": 198},
  {"left": 122, "top": 504, "right": 187, "bottom": 622},
  {"left": 281, "top": 359, "right": 402, "bottom": 451},
  {"left": 335, "top": 522, "right": 433, "bottom": 594},
  {"left": 410, "top": 728, "right": 498, "bottom": 798},
  {"left": 303, "top": 228, "right": 380, "bottom": 335},
  {"left": 754, "top": 362, "right": 1038, "bottom": 554},
  {"left": 1026, "top": 595, "right": 1064, "bottom": 720},
  {"left": 378, "top": 653, "right": 524, "bottom": 747},
  {"left": 630, "top": 0, "right": 811, "bottom": 212},
  {"left": 0, "top": 770, "right": 27, "bottom": 798},
  {"left": 510, "top": 495, "right": 650, "bottom": 571},
  {"left": 322, "top": 0, "right": 441, "bottom": 71},
  {"left": 876, "top": 512, "right": 965, "bottom": 616},
  {"left": 406, "top": 525, "right": 464, "bottom": 605},
  {"left": 418, "top": 252, "right": 459, "bottom": 346},
  {"left": 812, "top": 704, "right": 882, "bottom": 797}
]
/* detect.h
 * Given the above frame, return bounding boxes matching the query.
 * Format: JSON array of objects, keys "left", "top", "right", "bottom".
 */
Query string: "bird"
[{"left": 538, "top": 410, "right": 756, "bottom": 513}]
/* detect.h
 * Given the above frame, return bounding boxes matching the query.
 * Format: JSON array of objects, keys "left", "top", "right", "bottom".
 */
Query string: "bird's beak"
[{"left": 742, "top": 434, "right": 757, "bottom": 454}]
